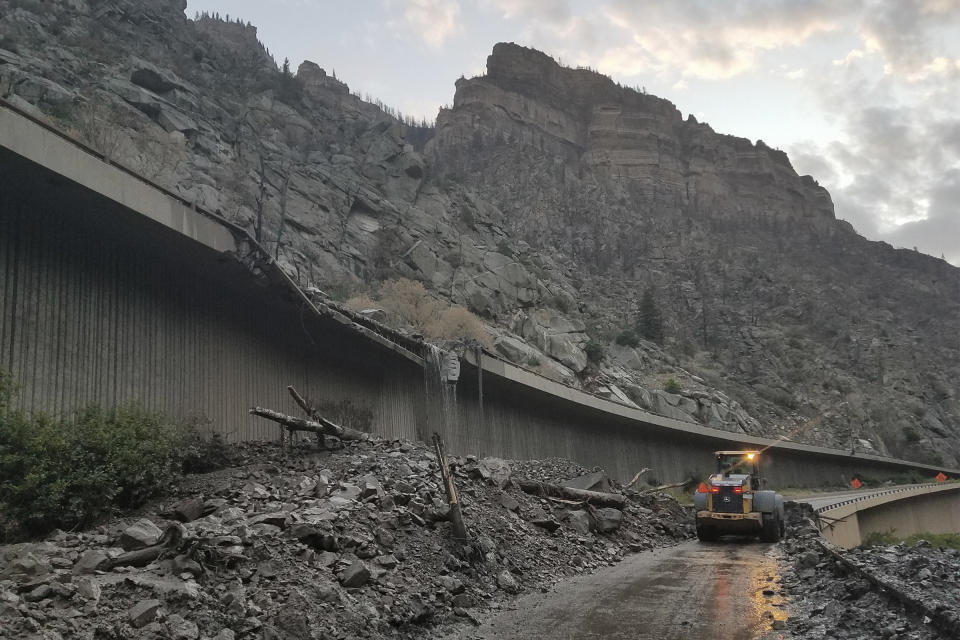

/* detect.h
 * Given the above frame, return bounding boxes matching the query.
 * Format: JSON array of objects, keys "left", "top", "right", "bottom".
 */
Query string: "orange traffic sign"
[
  {"left": 850, "top": 478, "right": 862, "bottom": 489},
  {"left": 936, "top": 472, "right": 947, "bottom": 482}
]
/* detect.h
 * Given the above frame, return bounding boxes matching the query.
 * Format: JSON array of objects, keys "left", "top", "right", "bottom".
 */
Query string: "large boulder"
[
  {"left": 477, "top": 457, "right": 512, "bottom": 488},
  {"left": 120, "top": 519, "right": 163, "bottom": 551},
  {"left": 591, "top": 508, "right": 623, "bottom": 533}
]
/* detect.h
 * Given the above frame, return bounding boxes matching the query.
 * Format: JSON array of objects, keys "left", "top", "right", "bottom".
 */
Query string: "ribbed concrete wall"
[
  {"left": 0, "top": 165, "right": 423, "bottom": 441},
  {"left": 435, "top": 365, "right": 947, "bottom": 486}
]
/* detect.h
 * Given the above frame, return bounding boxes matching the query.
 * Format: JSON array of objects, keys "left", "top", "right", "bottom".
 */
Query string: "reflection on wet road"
[{"left": 457, "top": 541, "right": 787, "bottom": 640}]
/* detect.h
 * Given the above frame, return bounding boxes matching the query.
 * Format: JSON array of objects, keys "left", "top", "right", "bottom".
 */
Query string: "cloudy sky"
[{"left": 185, "top": 1, "right": 960, "bottom": 265}]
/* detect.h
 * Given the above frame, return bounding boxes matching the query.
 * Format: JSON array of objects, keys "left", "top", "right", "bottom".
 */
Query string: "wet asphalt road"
[{"left": 456, "top": 541, "right": 788, "bottom": 640}]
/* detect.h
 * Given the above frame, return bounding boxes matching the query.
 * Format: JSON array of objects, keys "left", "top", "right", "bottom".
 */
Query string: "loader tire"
[
  {"left": 696, "top": 522, "right": 719, "bottom": 542},
  {"left": 759, "top": 512, "right": 781, "bottom": 542}
]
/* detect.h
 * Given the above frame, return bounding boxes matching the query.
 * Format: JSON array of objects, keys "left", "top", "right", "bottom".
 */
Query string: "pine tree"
[{"left": 637, "top": 287, "right": 664, "bottom": 344}]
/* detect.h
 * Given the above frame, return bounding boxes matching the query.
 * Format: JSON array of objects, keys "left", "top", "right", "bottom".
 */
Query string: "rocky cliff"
[{"left": 0, "top": 2, "right": 958, "bottom": 466}]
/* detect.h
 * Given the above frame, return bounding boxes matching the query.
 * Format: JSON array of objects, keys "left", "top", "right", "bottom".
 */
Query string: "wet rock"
[
  {"left": 120, "top": 518, "right": 163, "bottom": 550},
  {"left": 564, "top": 471, "right": 611, "bottom": 493},
  {"left": 73, "top": 550, "right": 110, "bottom": 574},
  {"left": 438, "top": 575, "right": 465, "bottom": 594},
  {"left": 339, "top": 561, "right": 370, "bottom": 588},
  {"left": 497, "top": 570, "right": 520, "bottom": 594},
  {"left": 172, "top": 553, "right": 203, "bottom": 577},
  {"left": 451, "top": 593, "right": 474, "bottom": 608},
  {"left": 526, "top": 507, "right": 561, "bottom": 532},
  {"left": 23, "top": 584, "right": 51, "bottom": 602},
  {"left": 2, "top": 553, "right": 50, "bottom": 578},
  {"left": 315, "top": 581, "right": 340, "bottom": 603},
  {"left": 477, "top": 457, "right": 512, "bottom": 488},
  {"left": 497, "top": 491, "right": 520, "bottom": 512},
  {"left": 288, "top": 523, "right": 324, "bottom": 547},
  {"left": 172, "top": 497, "right": 207, "bottom": 522},
  {"left": 360, "top": 475, "right": 384, "bottom": 499},
  {"left": 73, "top": 577, "right": 101, "bottom": 602},
  {"left": 796, "top": 551, "right": 819, "bottom": 569},
  {"left": 376, "top": 554, "right": 398, "bottom": 569},
  {"left": 274, "top": 589, "right": 312, "bottom": 638},
  {"left": 166, "top": 613, "right": 200, "bottom": 640},
  {"left": 333, "top": 483, "right": 362, "bottom": 501},
  {"left": 128, "top": 599, "right": 162, "bottom": 628},
  {"left": 566, "top": 510, "right": 593, "bottom": 535},
  {"left": 592, "top": 508, "right": 623, "bottom": 533},
  {"left": 246, "top": 512, "right": 289, "bottom": 529}
]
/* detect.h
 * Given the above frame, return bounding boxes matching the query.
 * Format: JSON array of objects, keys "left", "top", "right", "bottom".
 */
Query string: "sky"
[{"left": 185, "top": 1, "right": 960, "bottom": 266}]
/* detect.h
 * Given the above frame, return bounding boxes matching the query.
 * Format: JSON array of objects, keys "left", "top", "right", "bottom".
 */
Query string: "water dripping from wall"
[{"left": 423, "top": 344, "right": 459, "bottom": 440}]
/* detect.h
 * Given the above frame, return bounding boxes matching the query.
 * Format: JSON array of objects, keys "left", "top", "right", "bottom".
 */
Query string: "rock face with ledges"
[{"left": 431, "top": 42, "right": 834, "bottom": 227}]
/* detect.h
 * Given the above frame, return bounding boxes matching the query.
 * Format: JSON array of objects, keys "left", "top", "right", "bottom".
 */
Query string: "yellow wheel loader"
[{"left": 693, "top": 450, "right": 785, "bottom": 542}]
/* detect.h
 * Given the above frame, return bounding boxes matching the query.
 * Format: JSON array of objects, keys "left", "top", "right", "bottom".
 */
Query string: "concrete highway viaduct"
[
  {"left": 801, "top": 484, "right": 960, "bottom": 547},
  {"left": 2, "top": 99, "right": 959, "bottom": 501}
]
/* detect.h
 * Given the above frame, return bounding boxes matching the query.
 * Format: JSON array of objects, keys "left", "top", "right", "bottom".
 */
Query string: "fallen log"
[
  {"left": 107, "top": 523, "right": 185, "bottom": 569},
  {"left": 639, "top": 479, "right": 690, "bottom": 494},
  {"left": 515, "top": 479, "right": 627, "bottom": 509},
  {"left": 287, "top": 386, "right": 319, "bottom": 420},
  {"left": 432, "top": 433, "right": 469, "bottom": 541},
  {"left": 250, "top": 407, "right": 368, "bottom": 441}
]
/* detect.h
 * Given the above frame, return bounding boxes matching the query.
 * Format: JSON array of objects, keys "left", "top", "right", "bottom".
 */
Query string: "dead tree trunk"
[
  {"left": 432, "top": 433, "right": 469, "bottom": 541},
  {"left": 515, "top": 479, "right": 627, "bottom": 508},
  {"left": 249, "top": 407, "right": 368, "bottom": 441}
]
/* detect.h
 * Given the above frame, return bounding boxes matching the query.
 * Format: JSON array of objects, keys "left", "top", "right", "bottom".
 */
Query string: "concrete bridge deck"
[{"left": 801, "top": 484, "right": 960, "bottom": 547}]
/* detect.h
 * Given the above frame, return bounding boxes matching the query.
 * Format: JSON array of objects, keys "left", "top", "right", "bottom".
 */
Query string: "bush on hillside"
[
  {"left": 347, "top": 278, "right": 492, "bottom": 346},
  {"left": 663, "top": 377, "right": 681, "bottom": 394},
  {"left": 615, "top": 330, "right": 640, "bottom": 347},
  {"left": 584, "top": 341, "right": 604, "bottom": 364},
  {"left": 0, "top": 375, "right": 221, "bottom": 542}
]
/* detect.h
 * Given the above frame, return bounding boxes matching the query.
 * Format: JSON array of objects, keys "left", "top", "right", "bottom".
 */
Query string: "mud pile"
[{"left": 0, "top": 438, "right": 692, "bottom": 640}]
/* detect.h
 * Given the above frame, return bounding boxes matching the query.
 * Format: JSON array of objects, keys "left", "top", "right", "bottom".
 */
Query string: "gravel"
[{"left": 777, "top": 502, "right": 959, "bottom": 639}]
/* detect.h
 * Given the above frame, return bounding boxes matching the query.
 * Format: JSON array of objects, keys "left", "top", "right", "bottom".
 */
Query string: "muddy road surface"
[{"left": 456, "top": 540, "right": 787, "bottom": 640}]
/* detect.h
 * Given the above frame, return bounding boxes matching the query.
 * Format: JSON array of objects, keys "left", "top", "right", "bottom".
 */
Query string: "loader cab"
[{"left": 715, "top": 450, "right": 761, "bottom": 490}]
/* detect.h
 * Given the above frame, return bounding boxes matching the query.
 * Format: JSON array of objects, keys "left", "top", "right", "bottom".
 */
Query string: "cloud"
[
  {"left": 390, "top": 0, "right": 462, "bottom": 49},
  {"left": 790, "top": 44, "right": 960, "bottom": 265},
  {"left": 883, "top": 169, "right": 960, "bottom": 263},
  {"left": 479, "top": 0, "right": 571, "bottom": 25},
  {"left": 858, "top": 0, "right": 960, "bottom": 79},
  {"left": 590, "top": 0, "right": 853, "bottom": 79}
]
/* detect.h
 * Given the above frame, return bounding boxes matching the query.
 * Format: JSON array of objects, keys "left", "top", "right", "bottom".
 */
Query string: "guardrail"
[{"left": 813, "top": 483, "right": 943, "bottom": 514}]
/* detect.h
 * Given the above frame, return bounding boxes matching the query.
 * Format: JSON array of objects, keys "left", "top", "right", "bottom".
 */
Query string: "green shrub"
[
  {"left": 584, "top": 341, "right": 604, "bottom": 364},
  {"left": 664, "top": 377, "right": 681, "bottom": 394},
  {"left": 0, "top": 394, "right": 186, "bottom": 541},
  {"left": 178, "top": 414, "right": 237, "bottom": 474},
  {"left": 862, "top": 531, "right": 960, "bottom": 551},
  {"left": 615, "top": 330, "right": 640, "bottom": 347},
  {"left": 903, "top": 426, "right": 921, "bottom": 444},
  {"left": 551, "top": 295, "right": 571, "bottom": 313}
]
